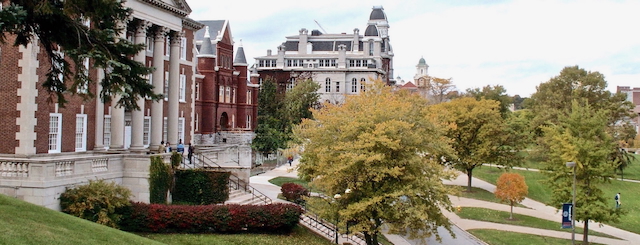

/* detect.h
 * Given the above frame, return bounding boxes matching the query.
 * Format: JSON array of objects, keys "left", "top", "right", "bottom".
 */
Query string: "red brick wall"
[{"left": 0, "top": 38, "right": 21, "bottom": 154}]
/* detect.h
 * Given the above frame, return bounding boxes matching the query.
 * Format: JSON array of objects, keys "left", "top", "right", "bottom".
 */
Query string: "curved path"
[{"left": 249, "top": 160, "right": 640, "bottom": 244}]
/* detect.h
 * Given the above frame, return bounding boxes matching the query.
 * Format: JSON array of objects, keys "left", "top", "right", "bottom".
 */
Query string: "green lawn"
[
  {"left": 468, "top": 229, "right": 605, "bottom": 245},
  {"left": 472, "top": 166, "right": 640, "bottom": 234},
  {"left": 143, "top": 226, "right": 333, "bottom": 245},
  {"left": 0, "top": 194, "right": 162, "bottom": 245},
  {"left": 457, "top": 207, "right": 618, "bottom": 239},
  {"left": 454, "top": 186, "right": 526, "bottom": 208}
]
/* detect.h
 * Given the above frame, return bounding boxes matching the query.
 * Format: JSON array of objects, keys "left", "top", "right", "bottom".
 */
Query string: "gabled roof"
[{"left": 402, "top": 82, "right": 417, "bottom": 88}]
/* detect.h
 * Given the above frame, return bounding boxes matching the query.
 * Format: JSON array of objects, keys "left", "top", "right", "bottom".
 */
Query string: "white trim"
[
  {"left": 75, "top": 114, "right": 87, "bottom": 152},
  {"left": 103, "top": 115, "right": 111, "bottom": 150},
  {"left": 48, "top": 113, "right": 62, "bottom": 153},
  {"left": 143, "top": 116, "right": 151, "bottom": 147},
  {"left": 179, "top": 74, "right": 186, "bottom": 102},
  {"left": 178, "top": 117, "right": 185, "bottom": 144}
]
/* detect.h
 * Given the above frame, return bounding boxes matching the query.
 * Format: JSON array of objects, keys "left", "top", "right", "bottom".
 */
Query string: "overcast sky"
[{"left": 186, "top": 0, "right": 640, "bottom": 97}]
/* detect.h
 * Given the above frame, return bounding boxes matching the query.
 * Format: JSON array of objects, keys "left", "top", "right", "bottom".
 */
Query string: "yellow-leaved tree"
[
  {"left": 494, "top": 172, "right": 528, "bottom": 219},
  {"left": 294, "top": 80, "right": 458, "bottom": 245}
]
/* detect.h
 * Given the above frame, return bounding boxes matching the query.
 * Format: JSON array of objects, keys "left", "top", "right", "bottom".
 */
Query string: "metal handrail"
[
  {"left": 196, "top": 153, "right": 272, "bottom": 205},
  {"left": 300, "top": 206, "right": 371, "bottom": 245}
]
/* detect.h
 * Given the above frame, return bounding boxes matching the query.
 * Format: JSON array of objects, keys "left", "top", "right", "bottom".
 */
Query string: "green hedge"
[
  {"left": 149, "top": 156, "right": 171, "bottom": 204},
  {"left": 172, "top": 170, "right": 230, "bottom": 205}
]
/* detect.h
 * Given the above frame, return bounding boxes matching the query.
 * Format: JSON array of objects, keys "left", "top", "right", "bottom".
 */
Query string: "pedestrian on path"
[{"left": 615, "top": 192, "right": 621, "bottom": 208}]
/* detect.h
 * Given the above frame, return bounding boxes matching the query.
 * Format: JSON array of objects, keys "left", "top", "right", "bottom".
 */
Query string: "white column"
[
  {"left": 150, "top": 27, "right": 168, "bottom": 151},
  {"left": 130, "top": 20, "right": 151, "bottom": 152},
  {"left": 94, "top": 69, "right": 105, "bottom": 150},
  {"left": 167, "top": 31, "right": 182, "bottom": 150},
  {"left": 109, "top": 21, "right": 129, "bottom": 151}
]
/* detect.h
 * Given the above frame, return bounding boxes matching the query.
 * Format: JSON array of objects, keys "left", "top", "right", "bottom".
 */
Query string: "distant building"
[
  {"left": 617, "top": 86, "right": 640, "bottom": 134},
  {"left": 193, "top": 21, "right": 259, "bottom": 145},
  {"left": 253, "top": 6, "right": 395, "bottom": 104},
  {"left": 414, "top": 56, "right": 429, "bottom": 87}
]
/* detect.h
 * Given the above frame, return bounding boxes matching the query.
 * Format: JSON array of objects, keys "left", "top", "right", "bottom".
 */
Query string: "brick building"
[
  {"left": 0, "top": 0, "right": 256, "bottom": 209},
  {"left": 193, "top": 21, "right": 259, "bottom": 145}
]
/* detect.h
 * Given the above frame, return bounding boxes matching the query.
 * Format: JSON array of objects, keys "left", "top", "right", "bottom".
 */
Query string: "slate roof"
[
  {"left": 195, "top": 20, "right": 225, "bottom": 41},
  {"left": 369, "top": 6, "right": 387, "bottom": 20},
  {"left": 234, "top": 44, "right": 247, "bottom": 65},
  {"left": 364, "top": 24, "right": 379, "bottom": 36}
]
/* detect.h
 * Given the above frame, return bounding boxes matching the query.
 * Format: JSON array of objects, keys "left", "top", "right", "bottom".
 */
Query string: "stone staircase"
[{"left": 225, "top": 188, "right": 269, "bottom": 205}]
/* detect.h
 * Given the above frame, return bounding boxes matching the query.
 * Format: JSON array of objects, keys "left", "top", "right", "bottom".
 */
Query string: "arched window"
[
  {"left": 351, "top": 78, "right": 357, "bottom": 93},
  {"left": 369, "top": 41, "right": 374, "bottom": 56},
  {"left": 325, "top": 78, "right": 331, "bottom": 92}
]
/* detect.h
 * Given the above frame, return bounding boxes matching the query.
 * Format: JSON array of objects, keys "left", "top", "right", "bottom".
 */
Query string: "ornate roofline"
[
  {"left": 183, "top": 18, "right": 204, "bottom": 30},
  {"left": 139, "top": 0, "right": 189, "bottom": 17}
]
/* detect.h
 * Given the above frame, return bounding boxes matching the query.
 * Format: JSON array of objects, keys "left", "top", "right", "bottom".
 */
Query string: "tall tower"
[{"left": 414, "top": 57, "right": 429, "bottom": 87}]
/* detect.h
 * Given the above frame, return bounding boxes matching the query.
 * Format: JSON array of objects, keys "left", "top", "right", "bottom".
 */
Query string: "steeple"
[
  {"left": 198, "top": 26, "right": 215, "bottom": 57},
  {"left": 234, "top": 39, "right": 248, "bottom": 66}
]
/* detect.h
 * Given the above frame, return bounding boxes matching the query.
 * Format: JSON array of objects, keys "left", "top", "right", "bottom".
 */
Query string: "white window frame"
[
  {"left": 103, "top": 115, "right": 111, "bottom": 149},
  {"left": 146, "top": 37, "right": 154, "bottom": 52},
  {"left": 351, "top": 78, "right": 358, "bottom": 93},
  {"left": 178, "top": 117, "right": 185, "bottom": 144},
  {"left": 219, "top": 85, "right": 224, "bottom": 102},
  {"left": 336, "top": 81, "right": 340, "bottom": 93},
  {"left": 49, "top": 113, "right": 62, "bottom": 153},
  {"left": 163, "top": 117, "right": 168, "bottom": 142},
  {"left": 247, "top": 90, "right": 252, "bottom": 104},
  {"left": 53, "top": 47, "right": 64, "bottom": 82},
  {"left": 179, "top": 74, "right": 186, "bottom": 102},
  {"left": 195, "top": 82, "right": 200, "bottom": 100},
  {"left": 180, "top": 37, "right": 187, "bottom": 60},
  {"left": 246, "top": 115, "right": 251, "bottom": 129},
  {"left": 75, "top": 114, "right": 87, "bottom": 152},
  {"left": 325, "top": 78, "right": 331, "bottom": 93},
  {"left": 195, "top": 113, "right": 199, "bottom": 132},
  {"left": 361, "top": 78, "right": 366, "bottom": 92},
  {"left": 146, "top": 73, "right": 153, "bottom": 99},
  {"left": 77, "top": 58, "right": 89, "bottom": 94},
  {"left": 225, "top": 86, "right": 231, "bottom": 103},
  {"left": 143, "top": 116, "right": 151, "bottom": 147}
]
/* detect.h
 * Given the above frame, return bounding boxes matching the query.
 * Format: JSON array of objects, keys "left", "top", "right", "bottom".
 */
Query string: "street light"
[
  {"left": 566, "top": 161, "right": 577, "bottom": 245},
  {"left": 333, "top": 193, "right": 342, "bottom": 244}
]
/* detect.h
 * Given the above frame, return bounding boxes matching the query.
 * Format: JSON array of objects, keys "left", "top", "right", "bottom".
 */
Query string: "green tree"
[
  {"left": 539, "top": 100, "right": 623, "bottom": 244},
  {"left": 465, "top": 85, "right": 514, "bottom": 117},
  {"left": 283, "top": 79, "right": 320, "bottom": 125},
  {"left": 295, "top": 80, "right": 457, "bottom": 245},
  {"left": 252, "top": 77, "right": 287, "bottom": 153},
  {"left": 0, "top": 0, "right": 158, "bottom": 109},
  {"left": 430, "top": 97, "right": 520, "bottom": 191}
]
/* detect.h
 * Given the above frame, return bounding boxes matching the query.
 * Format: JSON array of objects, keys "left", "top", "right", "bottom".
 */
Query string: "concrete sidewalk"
[{"left": 248, "top": 160, "right": 639, "bottom": 245}]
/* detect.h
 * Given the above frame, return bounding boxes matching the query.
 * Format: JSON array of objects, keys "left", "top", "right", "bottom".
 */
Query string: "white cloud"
[{"left": 186, "top": 0, "right": 640, "bottom": 97}]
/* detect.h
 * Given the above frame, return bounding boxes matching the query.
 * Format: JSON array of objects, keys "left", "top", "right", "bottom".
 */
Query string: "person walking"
[
  {"left": 187, "top": 143, "right": 194, "bottom": 164},
  {"left": 177, "top": 140, "right": 185, "bottom": 163},
  {"left": 615, "top": 193, "right": 621, "bottom": 208}
]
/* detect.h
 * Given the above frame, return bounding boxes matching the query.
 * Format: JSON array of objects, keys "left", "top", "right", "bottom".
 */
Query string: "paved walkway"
[{"left": 249, "top": 161, "right": 640, "bottom": 245}]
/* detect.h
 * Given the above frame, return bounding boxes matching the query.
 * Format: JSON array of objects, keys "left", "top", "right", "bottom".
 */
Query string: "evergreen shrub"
[{"left": 59, "top": 179, "right": 132, "bottom": 228}]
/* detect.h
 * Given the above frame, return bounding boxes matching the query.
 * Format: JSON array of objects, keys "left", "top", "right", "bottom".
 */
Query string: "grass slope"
[
  {"left": 473, "top": 167, "right": 640, "bottom": 234},
  {"left": 144, "top": 226, "right": 333, "bottom": 245},
  {"left": 0, "top": 194, "right": 162, "bottom": 245}
]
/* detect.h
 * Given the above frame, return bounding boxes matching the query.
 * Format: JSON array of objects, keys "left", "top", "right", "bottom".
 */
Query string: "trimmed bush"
[
  {"left": 173, "top": 170, "right": 230, "bottom": 205},
  {"left": 119, "top": 203, "right": 303, "bottom": 233},
  {"left": 149, "top": 156, "right": 171, "bottom": 204},
  {"left": 59, "top": 180, "right": 132, "bottom": 228},
  {"left": 281, "top": 183, "right": 309, "bottom": 204}
]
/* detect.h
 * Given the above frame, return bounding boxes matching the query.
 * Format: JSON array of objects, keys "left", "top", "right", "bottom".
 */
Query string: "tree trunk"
[
  {"left": 510, "top": 201, "right": 514, "bottom": 220},
  {"left": 364, "top": 232, "right": 374, "bottom": 245},
  {"left": 582, "top": 219, "right": 589, "bottom": 245},
  {"left": 467, "top": 169, "right": 473, "bottom": 192}
]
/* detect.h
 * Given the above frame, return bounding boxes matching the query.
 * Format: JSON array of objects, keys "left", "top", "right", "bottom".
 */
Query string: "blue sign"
[{"left": 562, "top": 203, "right": 573, "bottom": 229}]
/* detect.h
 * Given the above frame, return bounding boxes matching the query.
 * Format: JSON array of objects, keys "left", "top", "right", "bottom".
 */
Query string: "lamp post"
[
  {"left": 566, "top": 161, "right": 576, "bottom": 245},
  {"left": 333, "top": 193, "right": 341, "bottom": 244}
]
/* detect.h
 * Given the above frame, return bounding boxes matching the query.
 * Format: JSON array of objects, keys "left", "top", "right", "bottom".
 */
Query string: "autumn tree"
[
  {"left": 416, "top": 75, "right": 457, "bottom": 104},
  {"left": 494, "top": 172, "right": 528, "bottom": 219},
  {"left": 283, "top": 79, "right": 320, "bottom": 125},
  {"left": 465, "top": 85, "right": 514, "bottom": 117},
  {"left": 295, "top": 80, "right": 458, "bottom": 245},
  {"left": 429, "top": 97, "right": 521, "bottom": 192},
  {"left": 539, "top": 101, "right": 624, "bottom": 244},
  {"left": 0, "top": 0, "right": 158, "bottom": 109}
]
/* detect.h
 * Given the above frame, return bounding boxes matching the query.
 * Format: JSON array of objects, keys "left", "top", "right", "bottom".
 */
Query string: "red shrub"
[
  {"left": 281, "top": 183, "right": 309, "bottom": 204},
  {"left": 118, "top": 202, "right": 303, "bottom": 234}
]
